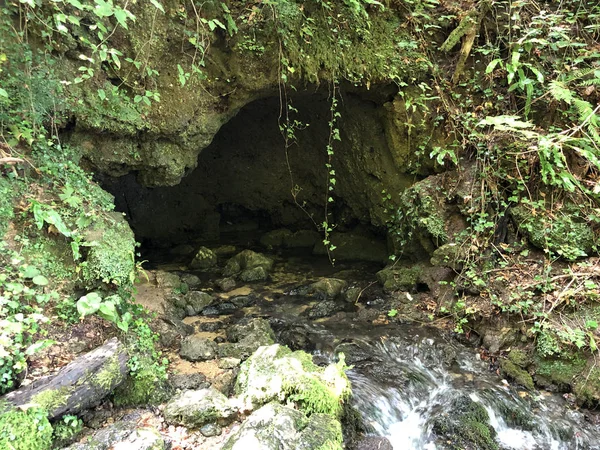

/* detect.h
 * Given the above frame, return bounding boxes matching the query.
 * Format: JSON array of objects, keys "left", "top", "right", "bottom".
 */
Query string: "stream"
[{"left": 149, "top": 241, "right": 600, "bottom": 450}]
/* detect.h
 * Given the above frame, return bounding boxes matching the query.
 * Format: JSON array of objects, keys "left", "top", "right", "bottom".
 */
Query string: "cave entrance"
[{"left": 101, "top": 89, "right": 408, "bottom": 265}]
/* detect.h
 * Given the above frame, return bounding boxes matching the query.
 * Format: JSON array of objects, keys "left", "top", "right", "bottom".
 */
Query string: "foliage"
[
  {"left": 113, "top": 318, "right": 169, "bottom": 406},
  {"left": 0, "top": 404, "right": 52, "bottom": 450},
  {"left": 52, "top": 414, "right": 83, "bottom": 448}
]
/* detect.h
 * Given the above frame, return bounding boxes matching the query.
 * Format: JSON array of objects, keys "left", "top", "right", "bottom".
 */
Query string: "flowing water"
[
  {"left": 309, "top": 322, "right": 600, "bottom": 450},
  {"left": 151, "top": 244, "right": 600, "bottom": 450}
]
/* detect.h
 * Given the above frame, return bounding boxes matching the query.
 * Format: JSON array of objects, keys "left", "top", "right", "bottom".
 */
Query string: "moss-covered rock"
[
  {"left": 432, "top": 395, "right": 498, "bottom": 450},
  {"left": 308, "top": 278, "right": 347, "bottom": 300},
  {"left": 163, "top": 387, "right": 237, "bottom": 429},
  {"left": 223, "top": 250, "right": 274, "bottom": 282},
  {"left": 376, "top": 265, "right": 422, "bottom": 293},
  {"left": 500, "top": 360, "right": 534, "bottom": 390},
  {"left": 235, "top": 344, "right": 350, "bottom": 417},
  {"left": 222, "top": 402, "right": 343, "bottom": 450},
  {"left": 573, "top": 365, "right": 600, "bottom": 406},
  {"left": 0, "top": 405, "right": 53, "bottom": 450},
  {"left": 534, "top": 353, "right": 587, "bottom": 391},
  {"left": 511, "top": 205, "right": 595, "bottom": 260},
  {"left": 81, "top": 213, "right": 136, "bottom": 289},
  {"left": 219, "top": 318, "right": 276, "bottom": 360},
  {"left": 189, "top": 247, "right": 217, "bottom": 270}
]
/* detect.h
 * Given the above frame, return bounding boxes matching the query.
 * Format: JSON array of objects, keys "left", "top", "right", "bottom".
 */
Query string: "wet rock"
[
  {"left": 180, "top": 273, "right": 201, "bottom": 289},
  {"left": 222, "top": 403, "right": 342, "bottom": 450},
  {"left": 215, "top": 277, "right": 236, "bottom": 291},
  {"left": 308, "top": 300, "right": 345, "bottom": 319},
  {"left": 185, "top": 291, "right": 214, "bottom": 315},
  {"left": 376, "top": 265, "right": 422, "bottom": 293},
  {"left": 432, "top": 395, "right": 497, "bottom": 450},
  {"left": 219, "top": 357, "right": 241, "bottom": 369},
  {"left": 481, "top": 322, "right": 518, "bottom": 354},
  {"left": 278, "top": 325, "right": 312, "bottom": 351},
  {"left": 309, "top": 278, "right": 347, "bottom": 299},
  {"left": 500, "top": 359, "right": 534, "bottom": 390},
  {"left": 200, "top": 423, "right": 222, "bottom": 437},
  {"left": 180, "top": 335, "right": 218, "bottom": 361},
  {"left": 190, "top": 246, "right": 218, "bottom": 269},
  {"left": 239, "top": 266, "right": 268, "bottom": 282},
  {"left": 235, "top": 344, "right": 350, "bottom": 416},
  {"left": 219, "top": 318, "right": 275, "bottom": 360},
  {"left": 223, "top": 250, "right": 274, "bottom": 281},
  {"left": 356, "top": 436, "right": 394, "bottom": 450},
  {"left": 163, "top": 387, "right": 237, "bottom": 428},
  {"left": 313, "top": 231, "right": 387, "bottom": 262},
  {"left": 199, "top": 321, "right": 225, "bottom": 332},
  {"left": 226, "top": 318, "right": 275, "bottom": 343},
  {"left": 215, "top": 301, "right": 237, "bottom": 314},
  {"left": 170, "top": 373, "right": 209, "bottom": 391},
  {"left": 155, "top": 271, "right": 181, "bottom": 289},
  {"left": 201, "top": 306, "right": 221, "bottom": 316},
  {"left": 229, "top": 295, "right": 256, "bottom": 308},
  {"left": 153, "top": 317, "right": 194, "bottom": 348},
  {"left": 343, "top": 286, "right": 362, "bottom": 303}
]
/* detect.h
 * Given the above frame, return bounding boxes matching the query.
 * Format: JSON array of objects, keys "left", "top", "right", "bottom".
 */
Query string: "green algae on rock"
[{"left": 235, "top": 344, "right": 350, "bottom": 418}]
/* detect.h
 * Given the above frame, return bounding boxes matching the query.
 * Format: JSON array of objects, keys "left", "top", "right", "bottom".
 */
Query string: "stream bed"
[{"left": 147, "top": 242, "right": 600, "bottom": 450}]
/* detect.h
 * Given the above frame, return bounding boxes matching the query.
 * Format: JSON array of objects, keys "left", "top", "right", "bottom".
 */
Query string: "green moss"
[
  {"left": 113, "top": 365, "right": 169, "bottom": 407},
  {"left": 81, "top": 213, "right": 136, "bottom": 289},
  {"left": 432, "top": 396, "right": 498, "bottom": 450},
  {"left": 500, "top": 360, "right": 534, "bottom": 390},
  {"left": 30, "top": 388, "right": 71, "bottom": 412},
  {"left": 535, "top": 354, "right": 586, "bottom": 389},
  {"left": 92, "top": 355, "right": 122, "bottom": 391},
  {"left": 508, "top": 349, "right": 531, "bottom": 368},
  {"left": 573, "top": 366, "right": 600, "bottom": 405},
  {"left": 0, "top": 404, "right": 52, "bottom": 450}
]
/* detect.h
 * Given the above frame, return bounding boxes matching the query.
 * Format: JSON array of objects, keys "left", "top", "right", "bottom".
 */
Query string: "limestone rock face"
[
  {"left": 235, "top": 344, "right": 350, "bottom": 416},
  {"left": 222, "top": 403, "right": 343, "bottom": 450},
  {"left": 163, "top": 387, "right": 237, "bottom": 428}
]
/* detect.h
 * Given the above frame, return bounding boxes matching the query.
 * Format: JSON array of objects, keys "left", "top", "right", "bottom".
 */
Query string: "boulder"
[
  {"left": 180, "top": 273, "right": 201, "bottom": 289},
  {"left": 222, "top": 403, "right": 342, "bottom": 450},
  {"left": 376, "top": 265, "right": 422, "bottom": 293},
  {"left": 180, "top": 335, "right": 218, "bottom": 362},
  {"left": 219, "top": 318, "right": 275, "bottom": 360},
  {"left": 308, "top": 300, "right": 345, "bottom": 319},
  {"left": 190, "top": 247, "right": 218, "bottom": 269},
  {"left": 185, "top": 291, "right": 214, "bottom": 315},
  {"left": 223, "top": 250, "right": 274, "bottom": 281},
  {"left": 163, "top": 387, "right": 237, "bottom": 428},
  {"left": 235, "top": 344, "right": 350, "bottom": 416},
  {"left": 216, "top": 277, "right": 236, "bottom": 291},
  {"left": 308, "top": 278, "right": 347, "bottom": 299},
  {"left": 155, "top": 271, "right": 181, "bottom": 289}
]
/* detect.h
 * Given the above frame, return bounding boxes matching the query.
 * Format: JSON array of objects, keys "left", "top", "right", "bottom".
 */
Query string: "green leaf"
[
  {"left": 32, "top": 275, "right": 49, "bottom": 286},
  {"left": 586, "top": 320, "right": 598, "bottom": 330},
  {"left": 97, "top": 89, "right": 106, "bottom": 101},
  {"left": 77, "top": 292, "right": 102, "bottom": 317},
  {"left": 22, "top": 266, "right": 41, "bottom": 279},
  {"left": 98, "top": 301, "right": 118, "bottom": 323},
  {"left": 67, "top": 0, "right": 85, "bottom": 9},
  {"left": 149, "top": 0, "right": 165, "bottom": 12},
  {"left": 0, "top": 88, "right": 8, "bottom": 98},
  {"left": 26, "top": 340, "right": 55, "bottom": 356},
  {"left": 114, "top": 9, "right": 129, "bottom": 29},
  {"left": 94, "top": 0, "right": 114, "bottom": 18}
]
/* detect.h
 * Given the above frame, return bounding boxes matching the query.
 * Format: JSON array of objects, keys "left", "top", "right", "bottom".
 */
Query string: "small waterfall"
[{"left": 331, "top": 330, "right": 600, "bottom": 450}]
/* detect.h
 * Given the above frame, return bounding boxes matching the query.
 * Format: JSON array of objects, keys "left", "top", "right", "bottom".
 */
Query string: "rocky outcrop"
[{"left": 222, "top": 402, "right": 343, "bottom": 450}]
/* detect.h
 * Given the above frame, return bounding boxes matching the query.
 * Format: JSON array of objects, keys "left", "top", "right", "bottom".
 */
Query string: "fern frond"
[
  {"left": 573, "top": 98, "right": 594, "bottom": 123},
  {"left": 549, "top": 80, "right": 574, "bottom": 104}
]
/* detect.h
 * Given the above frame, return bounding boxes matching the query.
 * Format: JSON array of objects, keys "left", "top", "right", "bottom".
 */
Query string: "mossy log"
[{"left": 1, "top": 338, "right": 128, "bottom": 420}]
